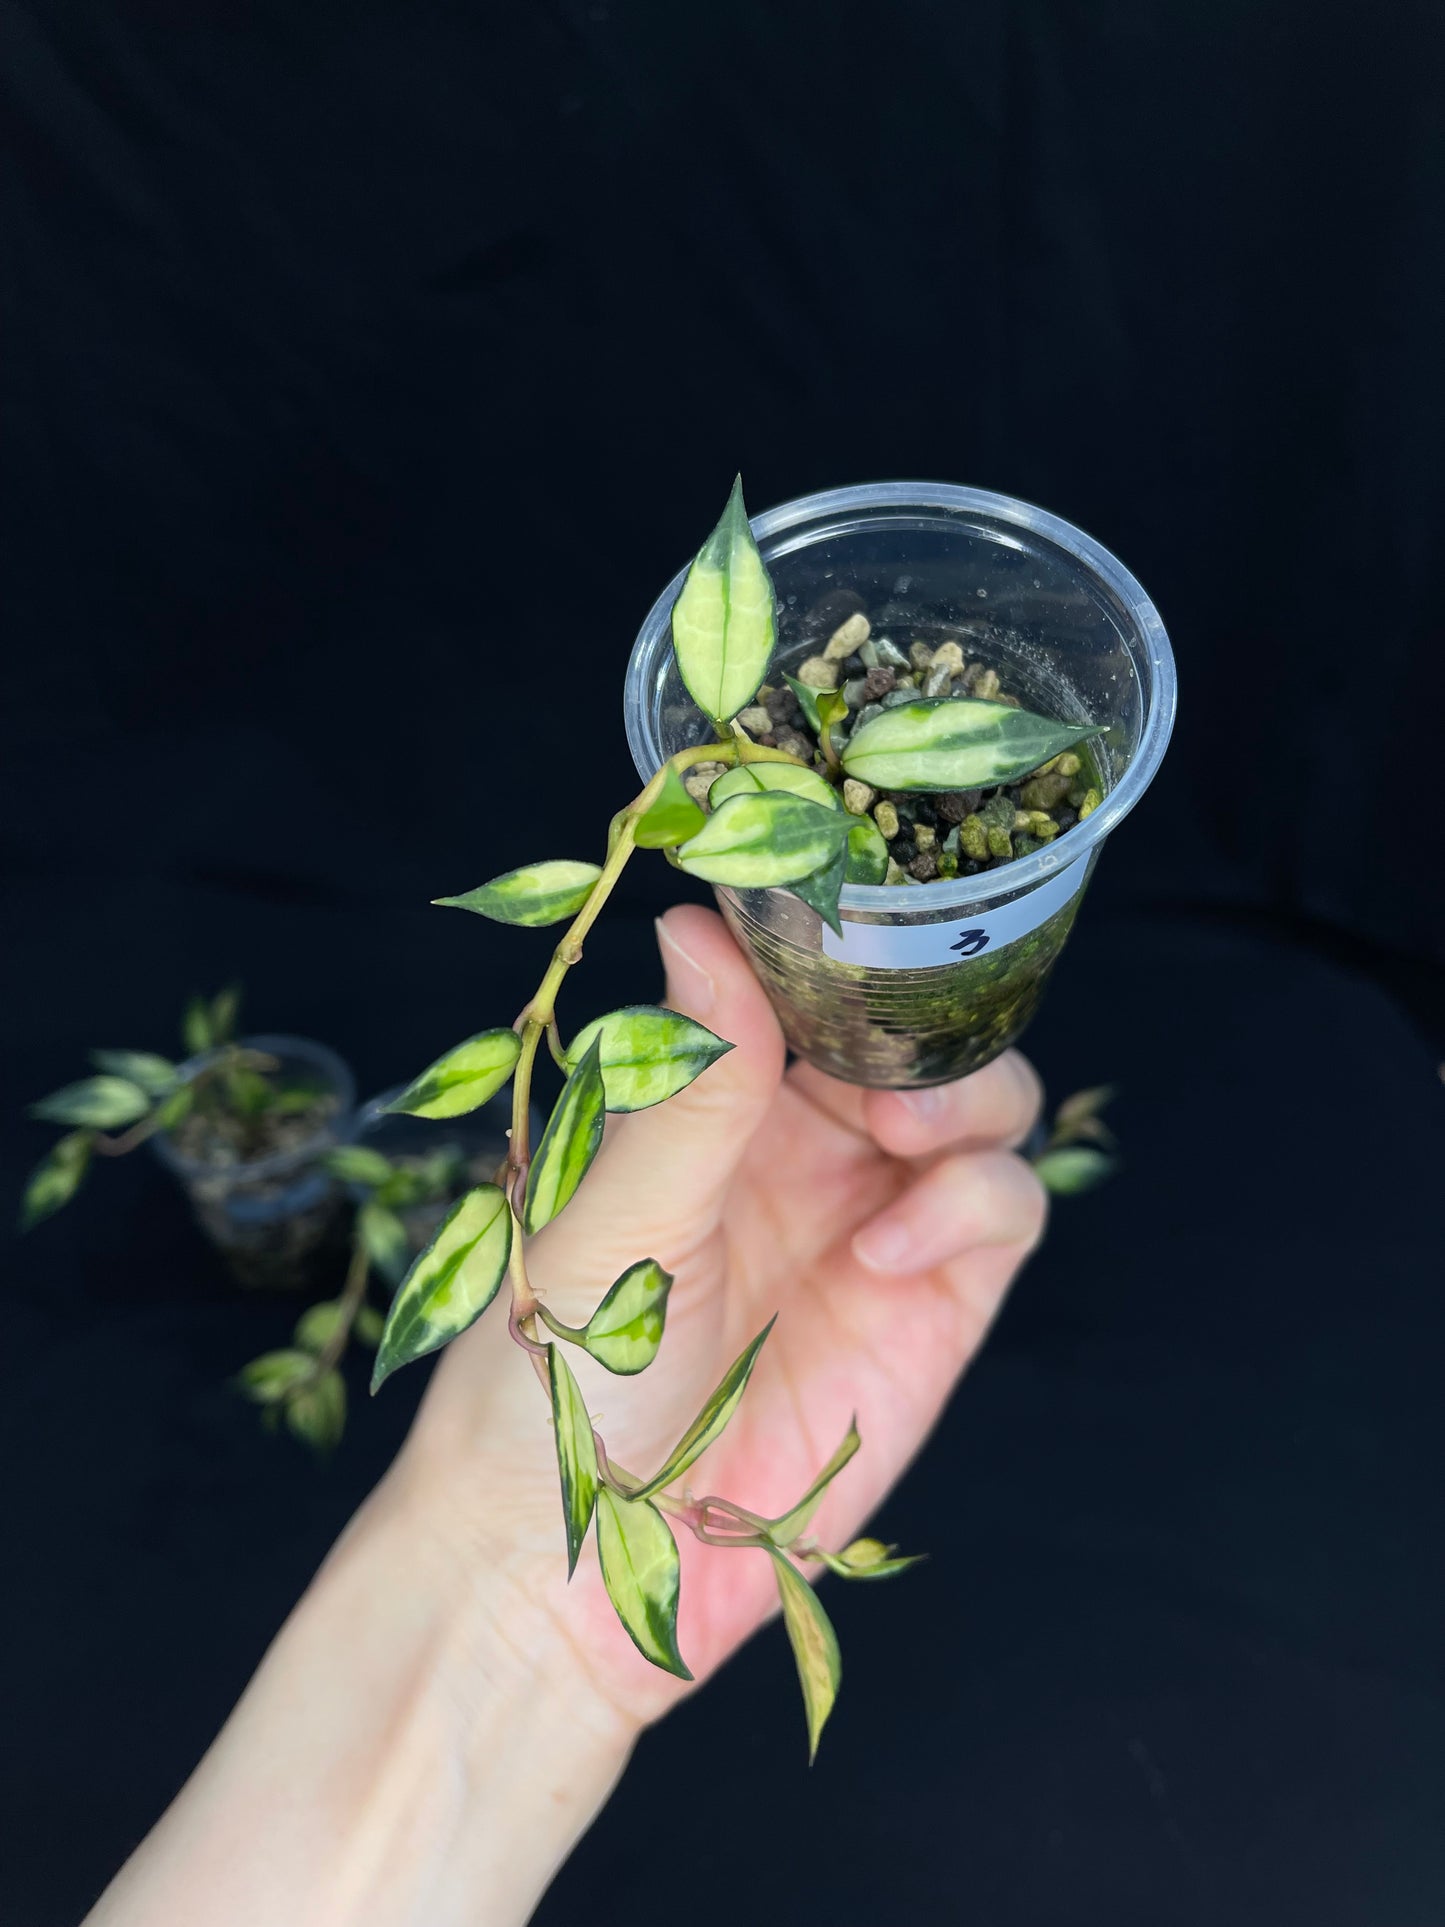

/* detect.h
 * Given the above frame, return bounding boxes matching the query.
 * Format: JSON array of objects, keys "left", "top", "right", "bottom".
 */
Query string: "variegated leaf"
[
  {"left": 386, "top": 1028, "right": 522, "bottom": 1121},
  {"left": 841, "top": 698, "right": 1101, "bottom": 792},
  {"left": 357, "top": 1199, "right": 411, "bottom": 1286},
  {"left": 549, "top": 1344, "right": 599, "bottom": 1576},
  {"left": 434, "top": 860, "right": 602, "bottom": 928},
  {"left": 632, "top": 1318, "right": 775, "bottom": 1499},
  {"left": 675, "top": 792, "right": 849, "bottom": 891},
  {"left": 671, "top": 476, "right": 775, "bottom": 728},
  {"left": 523, "top": 1037, "right": 606, "bottom": 1234},
  {"left": 371, "top": 1185, "right": 512, "bottom": 1391},
  {"left": 844, "top": 813, "right": 889, "bottom": 884},
  {"left": 766, "top": 1418, "right": 861, "bottom": 1547},
  {"left": 769, "top": 1550, "right": 841, "bottom": 1762},
  {"left": 237, "top": 1349, "right": 315, "bottom": 1404},
  {"left": 708, "top": 761, "right": 840, "bottom": 812},
  {"left": 564, "top": 1005, "right": 732, "bottom": 1113},
  {"left": 815, "top": 1538, "right": 924, "bottom": 1581},
  {"left": 28, "top": 1076, "right": 150, "bottom": 1130},
  {"left": 89, "top": 1050, "right": 178, "bottom": 1097},
  {"left": 595, "top": 1487, "right": 692, "bottom": 1679},
  {"left": 583, "top": 1257, "right": 673, "bottom": 1374},
  {"left": 786, "top": 841, "right": 847, "bottom": 936},
  {"left": 323, "top": 1144, "right": 395, "bottom": 1187},
  {"left": 20, "top": 1130, "right": 94, "bottom": 1230}
]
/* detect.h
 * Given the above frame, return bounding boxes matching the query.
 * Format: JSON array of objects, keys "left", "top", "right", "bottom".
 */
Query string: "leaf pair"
[
  {"left": 546, "top": 1345, "right": 688, "bottom": 1676},
  {"left": 674, "top": 790, "right": 852, "bottom": 934}
]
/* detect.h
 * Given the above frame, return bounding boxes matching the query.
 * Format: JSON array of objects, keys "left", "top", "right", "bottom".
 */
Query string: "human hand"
[{"left": 404, "top": 902, "right": 1047, "bottom": 1731}]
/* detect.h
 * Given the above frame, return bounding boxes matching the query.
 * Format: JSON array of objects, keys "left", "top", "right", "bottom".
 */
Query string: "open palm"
[{"left": 406, "top": 904, "right": 1047, "bottom": 1733}]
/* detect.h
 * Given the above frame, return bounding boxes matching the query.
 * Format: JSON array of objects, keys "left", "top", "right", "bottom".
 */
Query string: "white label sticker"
[{"left": 821, "top": 856, "right": 1089, "bottom": 970}]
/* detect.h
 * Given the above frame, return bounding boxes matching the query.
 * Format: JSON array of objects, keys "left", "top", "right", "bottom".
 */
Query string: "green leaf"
[
  {"left": 434, "top": 860, "right": 602, "bottom": 928},
  {"left": 815, "top": 1538, "right": 924, "bottom": 1581},
  {"left": 674, "top": 792, "right": 849, "bottom": 891},
  {"left": 564, "top": 1005, "right": 732, "bottom": 1113},
  {"left": 358, "top": 1200, "right": 411, "bottom": 1286},
  {"left": 671, "top": 475, "right": 775, "bottom": 729},
  {"left": 595, "top": 1487, "right": 692, "bottom": 1679},
  {"left": 815, "top": 686, "right": 850, "bottom": 733},
  {"left": 769, "top": 1550, "right": 841, "bottom": 1762},
  {"left": 294, "top": 1300, "right": 347, "bottom": 1355},
  {"left": 523, "top": 1037, "right": 606, "bottom": 1235},
  {"left": 353, "top": 1303, "right": 385, "bottom": 1348},
  {"left": 549, "top": 1344, "right": 599, "bottom": 1576},
  {"left": 582, "top": 1257, "right": 674, "bottom": 1374},
  {"left": 1055, "top": 1084, "right": 1115, "bottom": 1131},
  {"left": 766, "top": 1418, "right": 861, "bottom": 1547},
  {"left": 286, "top": 1369, "right": 347, "bottom": 1452},
  {"left": 181, "top": 995, "right": 214, "bottom": 1056},
  {"left": 386, "top": 1028, "right": 522, "bottom": 1121},
  {"left": 783, "top": 672, "right": 828, "bottom": 738},
  {"left": 708, "top": 760, "right": 841, "bottom": 813},
  {"left": 632, "top": 764, "right": 707, "bottom": 849},
  {"left": 209, "top": 984, "right": 242, "bottom": 1046},
  {"left": 89, "top": 1050, "right": 178, "bottom": 1097},
  {"left": 632, "top": 1318, "right": 775, "bottom": 1500},
  {"left": 20, "top": 1130, "right": 93, "bottom": 1230},
  {"left": 786, "top": 841, "right": 846, "bottom": 936},
  {"left": 237, "top": 1349, "right": 315, "bottom": 1404},
  {"left": 153, "top": 1084, "right": 195, "bottom": 1131},
  {"left": 841, "top": 698, "right": 1102, "bottom": 792},
  {"left": 28, "top": 1076, "right": 151, "bottom": 1130},
  {"left": 844, "top": 813, "right": 889, "bottom": 884},
  {"left": 1032, "top": 1146, "right": 1117, "bottom": 1195},
  {"left": 323, "top": 1145, "right": 395, "bottom": 1187},
  {"left": 371, "top": 1185, "right": 512, "bottom": 1392},
  {"left": 224, "top": 1065, "right": 274, "bottom": 1116}
]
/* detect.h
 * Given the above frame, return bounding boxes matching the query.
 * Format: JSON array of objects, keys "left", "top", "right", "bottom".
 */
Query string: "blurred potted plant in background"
[{"left": 22, "top": 987, "right": 355, "bottom": 1291}]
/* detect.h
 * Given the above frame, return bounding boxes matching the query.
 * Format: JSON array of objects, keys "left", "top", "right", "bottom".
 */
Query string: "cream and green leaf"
[
  {"left": 674, "top": 791, "right": 849, "bottom": 891},
  {"left": 708, "top": 760, "right": 840, "bottom": 812},
  {"left": 385, "top": 1027, "right": 522, "bottom": 1120},
  {"left": 632, "top": 763, "right": 707, "bottom": 849},
  {"left": 549, "top": 1344, "right": 599, "bottom": 1576},
  {"left": 89, "top": 1049, "right": 178, "bottom": 1097},
  {"left": 670, "top": 476, "right": 775, "bottom": 729},
  {"left": 28, "top": 1076, "right": 151, "bottom": 1130},
  {"left": 435, "top": 860, "right": 602, "bottom": 928},
  {"left": 523, "top": 1037, "right": 606, "bottom": 1234},
  {"left": 564, "top": 1005, "right": 731, "bottom": 1112},
  {"left": 766, "top": 1418, "right": 861, "bottom": 1547},
  {"left": 371, "top": 1185, "right": 512, "bottom": 1390},
  {"left": 841, "top": 697, "right": 1101, "bottom": 792},
  {"left": 595, "top": 1487, "right": 692, "bottom": 1679},
  {"left": 581, "top": 1257, "right": 673, "bottom": 1374},
  {"left": 769, "top": 1550, "right": 842, "bottom": 1762},
  {"left": 631, "top": 1318, "right": 775, "bottom": 1499}
]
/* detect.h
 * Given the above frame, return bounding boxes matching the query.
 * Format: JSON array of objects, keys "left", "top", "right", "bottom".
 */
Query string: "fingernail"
[
  {"left": 656, "top": 917, "right": 715, "bottom": 1016},
  {"left": 852, "top": 1215, "right": 915, "bottom": 1273},
  {"left": 895, "top": 1085, "right": 949, "bottom": 1122}
]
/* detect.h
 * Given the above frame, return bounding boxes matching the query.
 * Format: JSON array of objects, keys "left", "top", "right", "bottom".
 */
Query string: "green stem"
[{"left": 309, "top": 1238, "right": 372, "bottom": 1378}]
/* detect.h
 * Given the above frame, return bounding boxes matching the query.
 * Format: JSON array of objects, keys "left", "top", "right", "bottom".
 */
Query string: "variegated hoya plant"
[{"left": 356, "top": 480, "right": 1105, "bottom": 1756}]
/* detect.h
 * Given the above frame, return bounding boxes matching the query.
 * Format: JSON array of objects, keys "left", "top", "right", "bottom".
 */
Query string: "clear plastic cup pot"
[
  {"left": 151, "top": 1034, "right": 356, "bottom": 1290},
  {"left": 625, "top": 483, "right": 1176, "bottom": 1089}
]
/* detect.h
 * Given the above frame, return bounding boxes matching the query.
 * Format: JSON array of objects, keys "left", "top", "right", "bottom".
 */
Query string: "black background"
[{"left": 3, "top": 4, "right": 1443, "bottom": 1923}]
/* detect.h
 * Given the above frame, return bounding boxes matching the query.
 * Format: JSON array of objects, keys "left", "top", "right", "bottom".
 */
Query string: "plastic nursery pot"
[
  {"left": 626, "top": 483, "right": 1177, "bottom": 1089},
  {"left": 350, "top": 1085, "right": 543, "bottom": 1268},
  {"left": 151, "top": 1034, "right": 356, "bottom": 1291}
]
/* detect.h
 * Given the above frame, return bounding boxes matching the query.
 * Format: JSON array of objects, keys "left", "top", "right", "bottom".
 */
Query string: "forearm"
[{"left": 86, "top": 1458, "right": 636, "bottom": 1927}]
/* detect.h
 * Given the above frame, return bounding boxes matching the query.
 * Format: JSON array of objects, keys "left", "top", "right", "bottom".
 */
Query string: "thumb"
[{"left": 538, "top": 904, "right": 786, "bottom": 1273}]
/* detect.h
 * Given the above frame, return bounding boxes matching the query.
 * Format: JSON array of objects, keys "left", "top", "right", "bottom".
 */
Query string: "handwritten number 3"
[{"left": 949, "top": 929, "right": 990, "bottom": 957}]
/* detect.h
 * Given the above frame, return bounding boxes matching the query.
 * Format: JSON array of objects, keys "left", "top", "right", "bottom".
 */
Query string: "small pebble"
[
  {"left": 909, "top": 851, "right": 939, "bottom": 881},
  {"left": 929, "top": 640, "right": 965, "bottom": 677},
  {"left": 823, "top": 611, "right": 870, "bottom": 661},
  {"left": 959, "top": 815, "right": 989, "bottom": 861},
  {"left": 856, "top": 701, "right": 885, "bottom": 729},
  {"left": 1078, "top": 787, "right": 1102, "bottom": 818},
  {"left": 683, "top": 764, "right": 726, "bottom": 807},
  {"left": 1013, "top": 833, "right": 1041, "bottom": 857},
  {"left": 765, "top": 686, "right": 802, "bottom": 726},
  {"left": 923, "top": 660, "right": 954, "bottom": 697},
  {"left": 737, "top": 705, "right": 771, "bottom": 736},
  {"left": 973, "top": 667, "right": 1000, "bottom": 700},
  {"left": 913, "top": 823, "right": 937, "bottom": 851},
  {"left": 874, "top": 800, "right": 901, "bottom": 840},
  {"left": 892, "top": 838, "right": 916, "bottom": 865},
  {"left": 873, "top": 636, "right": 910, "bottom": 668},
  {"left": 884, "top": 857, "right": 910, "bottom": 885},
  {"left": 1054, "top": 807, "right": 1078, "bottom": 833},
  {"left": 1055, "top": 752, "right": 1082, "bottom": 777},
  {"left": 842, "top": 677, "right": 869, "bottom": 709},
  {"left": 937, "top": 851, "right": 959, "bottom": 878},
  {"left": 773, "top": 726, "right": 815, "bottom": 762},
  {"left": 935, "top": 789, "right": 982, "bottom": 824},
  {"left": 842, "top": 779, "right": 876, "bottom": 815},
  {"left": 986, "top": 825, "right": 1013, "bottom": 860},
  {"left": 882, "top": 688, "right": 917, "bottom": 708},
  {"left": 796, "top": 656, "right": 838, "bottom": 689},
  {"left": 909, "top": 641, "right": 934, "bottom": 672},
  {"left": 862, "top": 665, "right": 897, "bottom": 701},
  {"left": 1020, "top": 773, "right": 1072, "bottom": 810}
]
